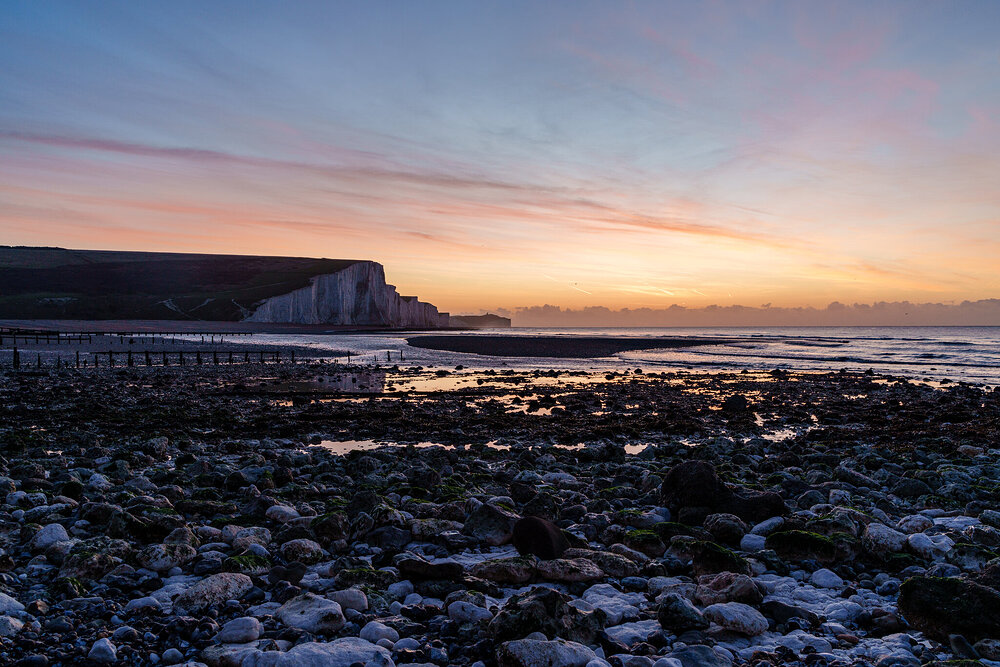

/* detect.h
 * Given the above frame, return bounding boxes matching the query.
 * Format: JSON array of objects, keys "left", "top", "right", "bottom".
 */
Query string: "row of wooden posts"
[{"left": 7, "top": 348, "right": 295, "bottom": 369}]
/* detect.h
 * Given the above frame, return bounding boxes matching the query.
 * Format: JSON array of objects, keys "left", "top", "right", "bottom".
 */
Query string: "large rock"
[
  {"left": 396, "top": 556, "right": 465, "bottom": 581},
  {"left": 657, "top": 592, "right": 708, "bottom": 632},
  {"left": 216, "top": 616, "right": 263, "bottom": 643},
  {"left": 240, "top": 637, "right": 394, "bottom": 666},
  {"left": 31, "top": 523, "right": 70, "bottom": 551},
  {"left": 275, "top": 593, "right": 345, "bottom": 634},
  {"left": 463, "top": 503, "right": 520, "bottom": 546},
  {"left": 280, "top": 538, "right": 325, "bottom": 565},
  {"left": 489, "top": 587, "right": 605, "bottom": 644},
  {"left": 668, "top": 645, "right": 732, "bottom": 667},
  {"left": 863, "top": 523, "right": 907, "bottom": 557},
  {"left": 136, "top": 543, "right": 197, "bottom": 572},
  {"left": 496, "top": 638, "right": 596, "bottom": 667},
  {"left": 173, "top": 573, "right": 253, "bottom": 616},
  {"left": 512, "top": 516, "right": 570, "bottom": 560},
  {"left": 694, "top": 572, "right": 763, "bottom": 605},
  {"left": 535, "top": 558, "right": 604, "bottom": 583},
  {"left": 667, "top": 537, "right": 750, "bottom": 576},
  {"left": 703, "top": 602, "right": 769, "bottom": 636},
  {"left": 470, "top": 556, "right": 537, "bottom": 584},
  {"left": 660, "top": 461, "right": 785, "bottom": 524},
  {"left": 898, "top": 576, "right": 1000, "bottom": 642},
  {"left": 0, "top": 593, "right": 24, "bottom": 615}
]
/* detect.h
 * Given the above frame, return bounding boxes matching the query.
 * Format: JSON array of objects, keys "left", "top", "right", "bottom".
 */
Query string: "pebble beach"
[{"left": 0, "top": 357, "right": 999, "bottom": 667}]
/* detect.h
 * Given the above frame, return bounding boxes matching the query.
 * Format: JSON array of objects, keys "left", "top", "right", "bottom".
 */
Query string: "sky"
[{"left": 2, "top": 1, "right": 999, "bottom": 317}]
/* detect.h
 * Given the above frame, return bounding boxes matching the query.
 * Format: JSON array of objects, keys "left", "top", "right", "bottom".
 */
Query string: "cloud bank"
[{"left": 505, "top": 299, "right": 1000, "bottom": 328}]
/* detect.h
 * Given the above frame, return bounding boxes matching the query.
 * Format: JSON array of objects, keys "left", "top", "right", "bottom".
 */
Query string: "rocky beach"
[{"left": 1, "top": 358, "right": 999, "bottom": 667}]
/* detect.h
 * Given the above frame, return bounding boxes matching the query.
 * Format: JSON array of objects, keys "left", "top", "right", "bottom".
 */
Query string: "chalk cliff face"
[{"left": 245, "top": 261, "right": 449, "bottom": 327}]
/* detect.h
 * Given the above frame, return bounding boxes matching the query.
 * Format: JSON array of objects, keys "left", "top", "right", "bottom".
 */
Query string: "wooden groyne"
[{"left": 4, "top": 347, "right": 297, "bottom": 369}]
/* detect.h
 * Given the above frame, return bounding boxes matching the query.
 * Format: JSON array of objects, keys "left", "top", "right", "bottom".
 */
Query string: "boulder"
[
  {"left": 463, "top": 503, "right": 519, "bottom": 546},
  {"left": 657, "top": 592, "right": 708, "bottom": 632},
  {"left": 136, "top": 543, "right": 197, "bottom": 572},
  {"left": 448, "top": 600, "right": 493, "bottom": 624},
  {"left": 275, "top": 593, "right": 345, "bottom": 634},
  {"left": 660, "top": 461, "right": 785, "bottom": 524},
  {"left": 470, "top": 556, "right": 537, "bottom": 584},
  {"left": 898, "top": 576, "right": 1000, "bottom": 642},
  {"left": 216, "top": 616, "right": 263, "bottom": 643},
  {"left": 513, "top": 516, "right": 570, "bottom": 560},
  {"left": 280, "top": 538, "right": 325, "bottom": 565},
  {"left": 0, "top": 593, "right": 25, "bottom": 615},
  {"left": 668, "top": 645, "right": 732, "bottom": 667},
  {"left": 694, "top": 572, "right": 763, "bottom": 605},
  {"left": 173, "top": 573, "right": 253, "bottom": 615},
  {"left": 535, "top": 558, "right": 604, "bottom": 583},
  {"left": 497, "top": 638, "right": 596, "bottom": 667},
  {"left": 88, "top": 638, "right": 117, "bottom": 663},
  {"left": 240, "top": 638, "right": 393, "bottom": 667},
  {"left": 31, "top": 523, "right": 70, "bottom": 551},
  {"left": 360, "top": 620, "right": 399, "bottom": 644},
  {"left": 489, "top": 587, "right": 605, "bottom": 644},
  {"left": 863, "top": 523, "right": 907, "bottom": 557},
  {"left": 704, "top": 514, "right": 748, "bottom": 546},
  {"left": 703, "top": 602, "right": 769, "bottom": 636},
  {"left": 396, "top": 556, "right": 465, "bottom": 580}
]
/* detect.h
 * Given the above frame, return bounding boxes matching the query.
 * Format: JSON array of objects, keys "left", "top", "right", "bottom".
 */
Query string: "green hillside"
[{"left": 0, "top": 246, "right": 360, "bottom": 320}]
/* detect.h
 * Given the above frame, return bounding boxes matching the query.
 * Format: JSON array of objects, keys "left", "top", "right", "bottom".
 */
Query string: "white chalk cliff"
[{"left": 245, "top": 261, "right": 449, "bottom": 327}]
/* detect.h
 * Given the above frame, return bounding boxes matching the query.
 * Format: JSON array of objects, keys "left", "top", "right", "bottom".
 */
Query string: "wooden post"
[
  {"left": 145, "top": 351, "right": 151, "bottom": 366},
  {"left": 13, "top": 347, "right": 19, "bottom": 369},
  {"left": 108, "top": 351, "right": 114, "bottom": 367},
  {"left": 229, "top": 351, "right": 233, "bottom": 364},
  {"left": 196, "top": 351, "right": 202, "bottom": 365},
  {"left": 127, "top": 350, "right": 133, "bottom": 367},
  {"left": 37, "top": 353, "right": 41, "bottom": 369},
  {"left": 213, "top": 351, "right": 218, "bottom": 365},
  {"left": 179, "top": 351, "right": 184, "bottom": 366},
  {"left": 291, "top": 350, "right": 295, "bottom": 363},
  {"left": 162, "top": 351, "right": 168, "bottom": 366},
  {"left": 244, "top": 351, "right": 249, "bottom": 363}
]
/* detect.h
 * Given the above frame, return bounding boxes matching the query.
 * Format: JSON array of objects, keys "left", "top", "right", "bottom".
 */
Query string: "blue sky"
[{"left": 2, "top": 1, "right": 999, "bottom": 312}]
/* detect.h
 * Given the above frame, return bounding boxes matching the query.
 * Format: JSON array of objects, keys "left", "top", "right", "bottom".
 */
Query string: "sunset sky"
[{"left": 2, "top": 1, "right": 999, "bottom": 314}]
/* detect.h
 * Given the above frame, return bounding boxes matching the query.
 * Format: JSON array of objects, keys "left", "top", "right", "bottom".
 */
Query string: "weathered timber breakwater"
[{"left": 0, "top": 361, "right": 999, "bottom": 666}]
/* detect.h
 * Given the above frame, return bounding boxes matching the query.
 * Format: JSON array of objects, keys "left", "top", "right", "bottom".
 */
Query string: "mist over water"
[{"left": 250, "top": 326, "right": 1000, "bottom": 385}]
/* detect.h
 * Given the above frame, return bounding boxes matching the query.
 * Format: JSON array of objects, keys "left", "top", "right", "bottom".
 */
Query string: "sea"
[{"left": 231, "top": 326, "right": 1000, "bottom": 386}]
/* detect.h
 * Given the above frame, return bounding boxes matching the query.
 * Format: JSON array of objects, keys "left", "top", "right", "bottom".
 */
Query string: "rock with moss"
[
  {"left": 897, "top": 576, "right": 1000, "bottom": 642},
  {"left": 624, "top": 529, "right": 667, "bottom": 558},
  {"left": 333, "top": 567, "right": 397, "bottom": 590},
  {"left": 669, "top": 537, "right": 750, "bottom": 576},
  {"left": 765, "top": 530, "right": 839, "bottom": 563},
  {"left": 463, "top": 502, "right": 520, "bottom": 546},
  {"left": 660, "top": 460, "right": 786, "bottom": 524},
  {"left": 489, "top": 587, "right": 605, "bottom": 644},
  {"left": 469, "top": 556, "right": 537, "bottom": 584}
]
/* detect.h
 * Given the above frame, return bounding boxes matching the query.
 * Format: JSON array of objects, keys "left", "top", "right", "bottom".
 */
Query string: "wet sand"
[{"left": 407, "top": 334, "right": 728, "bottom": 358}]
